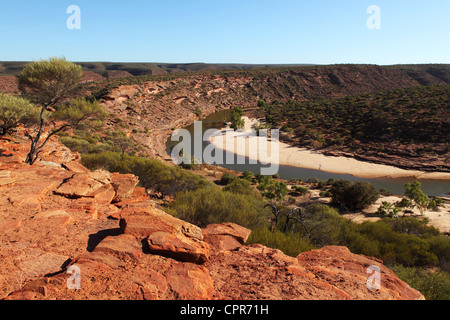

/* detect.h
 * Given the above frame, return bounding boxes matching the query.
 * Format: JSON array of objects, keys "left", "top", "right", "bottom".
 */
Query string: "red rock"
[
  {"left": 93, "top": 234, "right": 143, "bottom": 261},
  {"left": 54, "top": 173, "right": 105, "bottom": 198},
  {"left": 202, "top": 222, "right": 252, "bottom": 244},
  {"left": 164, "top": 262, "right": 214, "bottom": 300},
  {"left": 70, "top": 198, "right": 99, "bottom": 219},
  {"left": 18, "top": 253, "right": 69, "bottom": 278},
  {"left": 145, "top": 231, "right": 210, "bottom": 264},
  {"left": 85, "top": 184, "right": 116, "bottom": 204},
  {"left": 110, "top": 172, "right": 139, "bottom": 203},
  {"left": 296, "top": 246, "right": 424, "bottom": 300},
  {"left": 8, "top": 179, "right": 60, "bottom": 208},
  {"left": 202, "top": 234, "right": 242, "bottom": 251},
  {"left": 62, "top": 161, "right": 90, "bottom": 173},
  {"left": 0, "top": 219, "right": 23, "bottom": 232},
  {"left": 119, "top": 207, "right": 203, "bottom": 241}
]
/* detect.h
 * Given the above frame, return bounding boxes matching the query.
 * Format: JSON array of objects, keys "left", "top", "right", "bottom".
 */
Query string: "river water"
[{"left": 166, "top": 109, "right": 450, "bottom": 197}]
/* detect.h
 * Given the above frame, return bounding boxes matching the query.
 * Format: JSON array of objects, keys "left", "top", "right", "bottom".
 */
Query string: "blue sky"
[{"left": 0, "top": 0, "right": 449, "bottom": 65}]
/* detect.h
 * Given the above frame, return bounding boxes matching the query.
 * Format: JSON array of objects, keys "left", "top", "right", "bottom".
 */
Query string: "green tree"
[
  {"left": 0, "top": 94, "right": 40, "bottom": 135},
  {"left": 330, "top": 179, "right": 379, "bottom": 211},
  {"left": 257, "top": 176, "right": 289, "bottom": 202},
  {"left": 229, "top": 106, "right": 245, "bottom": 130},
  {"left": 18, "top": 57, "right": 106, "bottom": 164},
  {"left": 241, "top": 170, "right": 255, "bottom": 181},
  {"left": 404, "top": 181, "right": 430, "bottom": 215}
]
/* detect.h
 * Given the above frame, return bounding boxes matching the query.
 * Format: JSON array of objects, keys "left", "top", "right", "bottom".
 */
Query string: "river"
[{"left": 166, "top": 109, "right": 450, "bottom": 197}]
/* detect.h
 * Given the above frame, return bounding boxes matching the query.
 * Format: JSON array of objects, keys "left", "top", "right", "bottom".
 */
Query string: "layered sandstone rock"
[{"left": 0, "top": 134, "right": 424, "bottom": 300}]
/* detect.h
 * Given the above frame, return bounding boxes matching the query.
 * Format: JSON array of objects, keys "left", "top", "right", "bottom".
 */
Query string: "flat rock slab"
[
  {"left": 54, "top": 173, "right": 105, "bottom": 198},
  {"left": 119, "top": 207, "right": 203, "bottom": 241},
  {"left": 19, "top": 253, "right": 69, "bottom": 278},
  {"left": 110, "top": 173, "right": 139, "bottom": 203},
  {"left": 145, "top": 231, "right": 210, "bottom": 264},
  {"left": 202, "top": 222, "right": 252, "bottom": 244},
  {"left": 93, "top": 234, "right": 143, "bottom": 261}
]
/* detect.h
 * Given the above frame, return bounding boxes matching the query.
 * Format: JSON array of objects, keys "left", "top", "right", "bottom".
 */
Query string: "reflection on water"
[{"left": 166, "top": 109, "right": 450, "bottom": 197}]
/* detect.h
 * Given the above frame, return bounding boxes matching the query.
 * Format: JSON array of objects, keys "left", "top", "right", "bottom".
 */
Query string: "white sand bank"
[{"left": 210, "top": 117, "right": 450, "bottom": 180}]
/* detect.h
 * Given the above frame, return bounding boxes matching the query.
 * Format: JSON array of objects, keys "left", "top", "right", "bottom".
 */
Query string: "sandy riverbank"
[
  {"left": 210, "top": 117, "right": 450, "bottom": 181},
  {"left": 347, "top": 194, "right": 450, "bottom": 234}
]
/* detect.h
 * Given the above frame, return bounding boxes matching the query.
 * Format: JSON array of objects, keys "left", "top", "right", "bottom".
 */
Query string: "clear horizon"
[{"left": 0, "top": 0, "right": 449, "bottom": 65}]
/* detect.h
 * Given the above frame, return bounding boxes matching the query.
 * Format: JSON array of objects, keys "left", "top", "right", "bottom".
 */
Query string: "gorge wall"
[{"left": 96, "top": 64, "right": 450, "bottom": 160}]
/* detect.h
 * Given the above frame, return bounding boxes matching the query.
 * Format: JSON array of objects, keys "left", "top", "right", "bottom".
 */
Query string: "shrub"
[
  {"left": 0, "top": 94, "right": 40, "bottom": 135},
  {"left": 241, "top": 170, "right": 255, "bottom": 181},
  {"left": 223, "top": 178, "right": 261, "bottom": 198},
  {"left": 384, "top": 217, "right": 441, "bottom": 237},
  {"left": 294, "top": 186, "right": 309, "bottom": 195},
  {"left": 229, "top": 106, "right": 244, "bottom": 130},
  {"left": 167, "top": 187, "right": 265, "bottom": 229},
  {"left": 393, "top": 265, "right": 450, "bottom": 300},
  {"left": 404, "top": 181, "right": 430, "bottom": 215},
  {"left": 377, "top": 201, "right": 401, "bottom": 218},
  {"left": 219, "top": 173, "right": 238, "bottom": 185},
  {"left": 81, "top": 151, "right": 212, "bottom": 197},
  {"left": 330, "top": 179, "right": 379, "bottom": 211},
  {"left": 288, "top": 203, "right": 344, "bottom": 247},
  {"left": 247, "top": 227, "right": 313, "bottom": 257}
]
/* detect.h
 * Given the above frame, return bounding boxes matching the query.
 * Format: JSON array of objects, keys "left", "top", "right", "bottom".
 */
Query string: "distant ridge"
[{"left": 0, "top": 61, "right": 316, "bottom": 77}]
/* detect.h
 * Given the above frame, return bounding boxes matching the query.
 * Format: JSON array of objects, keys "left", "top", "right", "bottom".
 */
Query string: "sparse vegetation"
[
  {"left": 259, "top": 85, "right": 450, "bottom": 168},
  {"left": 0, "top": 94, "right": 40, "bottom": 135}
]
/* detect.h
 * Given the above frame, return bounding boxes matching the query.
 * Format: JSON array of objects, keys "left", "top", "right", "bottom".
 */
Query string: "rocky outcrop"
[{"left": 0, "top": 134, "right": 423, "bottom": 300}]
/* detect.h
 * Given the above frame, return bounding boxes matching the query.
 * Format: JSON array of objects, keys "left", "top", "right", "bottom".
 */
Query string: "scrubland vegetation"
[{"left": 258, "top": 85, "right": 450, "bottom": 155}]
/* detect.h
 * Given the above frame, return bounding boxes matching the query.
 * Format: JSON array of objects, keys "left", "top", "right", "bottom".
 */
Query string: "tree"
[
  {"left": 257, "top": 176, "right": 288, "bottom": 202},
  {"left": 404, "top": 181, "right": 430, "bottom": 215},
  {"left": 18, "top": 57, "right": 106, "bottom": 164},
  {"left": 19, "top": 57, "right": 82, "bottom": 108},
  {"left": 0, "top": 94, "right": 40, "bottom": 135},
  {"left": 229, "top": 107, "right": 245, "bottom": 130},
  {"left": 26, "top": 97, "right": 106, "bottom": 164},
  {"left": 377, "top": 201, "right": 401, "bottom": 218},
  {"left": 330, "top": 179, "right": 379, "bottom": 211}
]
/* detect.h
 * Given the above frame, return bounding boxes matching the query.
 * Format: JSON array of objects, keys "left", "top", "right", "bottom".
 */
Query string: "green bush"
[
  {"left": 354, "top": 220, "right": 439, "bottom": 267},
  {"left": 81, "top": 151, "right": 212, "bottom": 197},
  {"left": 294, "top": 186, "right": 309, "bottom": 195},
  {"left": 288, "top": 203, "right": 344, "bottom": 247},
  {"left": 0, "top": 94, "right": 40, "bottom": 135},
  {"left": 247, "top": 227, "right": 313, "bottom": 257},
  {"left": 241, "top": 170, "right": 255, "bottom": 181},
  {"left": 223, "top": 178, "right": 261, "bottom": 198},
  {"left": 393, "top": 265, "right": 450, "bottom": 300},
  {"left": 384, "top": 217, "right": 441, "bottom": 237},
  {"left": 60, "top": 136, "right": 93, "bottom": 154},
  {"left": 219, "top": 173, "right": 238, "bottom": 185},
  {"left": 330, "top": 179, "right": 379, "bottom": 211},
  {"left": 167, "top": 187, "right": 265, "bottom": 229}
]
